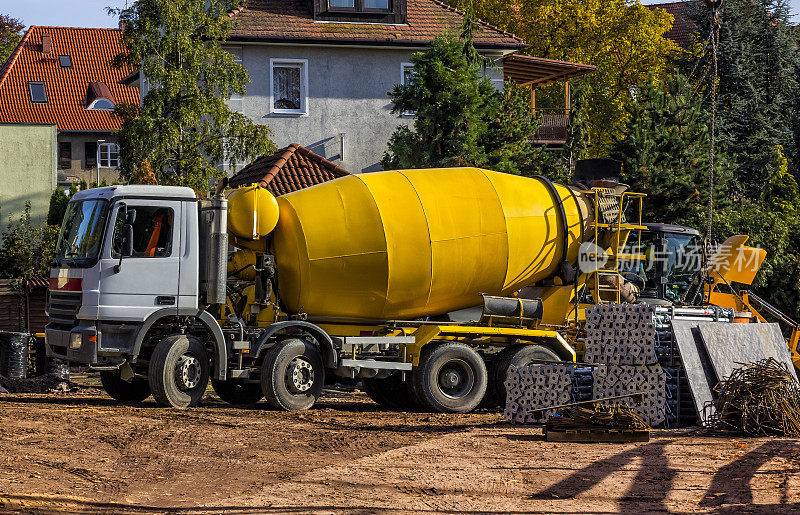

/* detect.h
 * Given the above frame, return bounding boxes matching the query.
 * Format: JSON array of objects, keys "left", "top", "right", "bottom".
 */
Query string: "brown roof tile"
[
  {"left": 648, "top": 1, "right": 697, "bottom": 48},
  {"left": 229, "top": 143, "right": 351, "bottom": 195},
  {"left": 0, "top": 26, "right": 139, "bottom": 132},
  {"left": 228, "top": 0, "right": 525, "bottom": 49}
]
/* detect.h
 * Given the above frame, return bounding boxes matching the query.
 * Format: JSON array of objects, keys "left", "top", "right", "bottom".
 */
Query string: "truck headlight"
[{"left": 70, "top": 333, "right": 82, "bottom": 349}]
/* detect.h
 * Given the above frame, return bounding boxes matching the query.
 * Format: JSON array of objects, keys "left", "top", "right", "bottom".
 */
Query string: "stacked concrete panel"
[
  {"left": 504, "top": 364, "right": 574, "bottom": 424},
  {"left": 585, "top": 303, "right": 667, "bottom": 427}
]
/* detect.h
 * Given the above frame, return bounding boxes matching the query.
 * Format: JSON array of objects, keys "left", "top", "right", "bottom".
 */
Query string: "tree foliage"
[
  {"left": 0, "top": 203, "right": 59, "bottom": 279},
  {"left": 114, "top": 0, "right": 276, "bottom": 191},
  {"left": 452, "top": 0, "right": 678, "bottom": 154},
  {"left": 382, "top": 36, "right": 555, "bottom": 177},
  {"left": 609, "top": 74, "right": 729, "bottom": 225},
  {"left": 686, "top": 0, "right": 800, "bottom": 199},
  {"left": 0, "top": 14, "right": 23, "bottom": 65}
]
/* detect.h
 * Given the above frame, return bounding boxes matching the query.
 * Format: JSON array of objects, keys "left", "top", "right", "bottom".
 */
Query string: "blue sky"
[{"left": 3, "top": 0, "right": 800, "bottom": 28}]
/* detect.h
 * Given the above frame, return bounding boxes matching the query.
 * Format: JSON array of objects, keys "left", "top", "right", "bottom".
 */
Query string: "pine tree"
[
  {"left": 609, "top": 74, "right": 727, "bottom": 226},
  {"left": 687, "top": 0, "right": 800, "bottom": 198}
]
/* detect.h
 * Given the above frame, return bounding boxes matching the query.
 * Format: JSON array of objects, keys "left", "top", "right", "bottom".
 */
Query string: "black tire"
[
  {"left": 148, "top": 335, "right": 210, "bottom": 409},
  {"left": 100, "top": 370, "right": 151, "bottom": 403},
  {"left": 212, "top": 377, "right": 263, "bottom": 405},
  {"left": 489, "top": 344, "right": 562, "bottom": 408},
  {"left": 412, "top": 343, "right": 488, "bottom": 413},
  {"left": 261, "top": 338, "right": 324, "bottom": 411},
  {"left": 362, "top": 373, "right": 418, "bottom": 410}
]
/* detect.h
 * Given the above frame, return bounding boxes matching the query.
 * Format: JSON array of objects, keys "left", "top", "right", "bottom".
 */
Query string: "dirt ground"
[{"left": 2, "top": 377, "right": 800, "bottom": 514}]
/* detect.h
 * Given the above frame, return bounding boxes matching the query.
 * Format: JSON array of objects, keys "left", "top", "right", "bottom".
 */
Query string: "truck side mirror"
[
  {"left": 123, "top": 224, "right": 134, "bottom": 257},
  {"left": 126, "top": 208, "right": 137, "bottom": 225}
]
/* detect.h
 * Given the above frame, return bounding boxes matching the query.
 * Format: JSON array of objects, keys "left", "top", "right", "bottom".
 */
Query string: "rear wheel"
[
  {"left": 261, "top": 339, "right": 324, "bottom": 411},
  {"left": 148, "top": 335, "right": 210, "bottom": 409},
  {"left": 362, "top": 373, "right": 417, "bottom": 410},
  {"left": 412, "top": 343, "right": 488, "bottom": 413},
  {"left": 100, "top": 370, "right": 151, "bottom": 403},
  {"left": 489, "top": 344, "right": 561, "bottom": 408},
  {"left": 211, "top": 378, "right": 263, "bottom": 405}
]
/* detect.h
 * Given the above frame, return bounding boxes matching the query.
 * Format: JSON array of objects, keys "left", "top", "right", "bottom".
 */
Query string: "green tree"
[
  {"left": 47, "top": 188, "right": 69, "bottom": 227},
  {"left": 452, "top": 0, "right": 678, "bottom": 154},
  {"left": 0, "top": 14, "right": 23, "bottom": 65},
  {"left": 383, "top": 36, "right": 553, "bottom": 177},
  {"left": 609, "top": 74, "right": 728, "bottom": 225},
  {"left": 114, "top": 0, "right": 276, "bottom": 191},
  {"left": 0, "top": 203, "right": 59, "bottom": 279},
  {"left": 687, "top": 0, "right": 800, "bottom": 199}
]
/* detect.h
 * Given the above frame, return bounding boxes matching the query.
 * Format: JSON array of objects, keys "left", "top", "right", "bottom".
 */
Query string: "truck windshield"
[{"left": 54, "top": 199, "right": 110, "bottom": 267}]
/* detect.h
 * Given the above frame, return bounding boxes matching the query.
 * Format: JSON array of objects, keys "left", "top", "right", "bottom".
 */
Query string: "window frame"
[
  {"left": 87, "top": 98, "right": 116, "bottom": 111},
  {"left": 59, "top": 141, "right": 72, "bottom": 170},
  {"left": 110, "top": 205, "right": 175, "bottom": 259},
  {"left": 98, "top": 142, "right": 120, "bottom": 169},
  {"left": 400, "top": 62, "right": 416, "bottom": 117},
  {"left": 85, "top": 141, "right": 98, "bottom": 169},
  {"left": 269, "top": 58, "right": 309, "bottom": 116},
  {"left": 58, "top": 55, "right": 72, "bottom": 68},
  {"left": 327, "top": 0, "right": 390, "bottom": 12},
  {"left": 28, "top": 82, "right": 47, "bottom": 103}
]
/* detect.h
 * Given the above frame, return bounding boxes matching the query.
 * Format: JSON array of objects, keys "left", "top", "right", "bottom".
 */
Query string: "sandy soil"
[{"left": 1, "top": 378, "right": 800, "bottom": 514}]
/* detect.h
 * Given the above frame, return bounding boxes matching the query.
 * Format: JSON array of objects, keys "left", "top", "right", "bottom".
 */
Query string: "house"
[
  {"left": 0, "top": 26, "right": 139, "bottom": 188},
  {"left": 228, "top": 143, "right": 350, "bottom": 194},
  {"left": 648, "top": 1, "right": 696, "bottom": 48},
  {"left": 213, "top": 0, "right": 594, "bottom": 173}
]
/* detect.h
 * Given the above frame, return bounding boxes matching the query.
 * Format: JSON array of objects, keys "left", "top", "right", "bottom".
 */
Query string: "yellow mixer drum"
[{"left": 271, "top": 167, "right": 592, "bottom": 320}]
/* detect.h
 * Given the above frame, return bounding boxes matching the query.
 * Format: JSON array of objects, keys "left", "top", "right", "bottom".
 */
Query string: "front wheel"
[
  {"left": 261, "top": 339, "right": 324, "bottom": 411},
  {"left": 100, "top": 370, "right": 151, "bottom": 403},
  {"left": 148, "top": 335, "right": 210, "bottom": 409},
  {"left": 412, "top": 343, "right": 488, "bottom": 413}
]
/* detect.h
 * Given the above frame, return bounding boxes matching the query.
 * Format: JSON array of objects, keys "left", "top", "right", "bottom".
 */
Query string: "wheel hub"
[
  {"left": 438, "top": 359, "right": 474, "bottom": 399},
  {"left": 176, "top": 354, "right": 201, "bottom": 390},
  {"left": 286, "top": 357, "right": 314, "bottom": 394}
]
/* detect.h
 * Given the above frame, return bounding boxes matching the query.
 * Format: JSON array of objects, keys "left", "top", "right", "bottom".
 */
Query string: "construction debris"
[
  {"left": 702, "top": 358, "right": 800, "bottom": 437},
  {"left": 544, "top": 404, "right": 651, "bottom": 443},
  {"left": 0, "top": 374, "right": 79, "bottom": 394}
]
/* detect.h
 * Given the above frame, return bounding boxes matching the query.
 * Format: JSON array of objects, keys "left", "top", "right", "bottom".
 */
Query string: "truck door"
[{"left": 98, "top": 200, "right": 182, "bottom": 321}]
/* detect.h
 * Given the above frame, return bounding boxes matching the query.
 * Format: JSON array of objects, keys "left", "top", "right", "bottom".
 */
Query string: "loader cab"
[{"left": 621, "top": 223, "right": 702, "bottom": 305}]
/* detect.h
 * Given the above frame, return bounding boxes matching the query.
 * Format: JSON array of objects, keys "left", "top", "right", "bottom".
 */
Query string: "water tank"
[{"left": 269, "top": 167, "right": 593, "bottom": 320}]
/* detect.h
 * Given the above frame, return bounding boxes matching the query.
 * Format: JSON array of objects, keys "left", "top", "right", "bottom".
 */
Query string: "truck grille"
[{"left": 47, "top": 291, "right": 82, "bottom": 327}]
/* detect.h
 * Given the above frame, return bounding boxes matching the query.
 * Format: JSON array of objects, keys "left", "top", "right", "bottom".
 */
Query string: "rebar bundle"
[
  {"left": 546, "top": 403, "right": 650, "bottom": 432},
  {"left": 702, "top": 358, "right": 800, "bottom": 437}
]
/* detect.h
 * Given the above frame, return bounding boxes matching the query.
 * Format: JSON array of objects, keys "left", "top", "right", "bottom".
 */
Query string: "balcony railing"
[{"left": 534, "top": 108, "right": 570, "bottom": 145}]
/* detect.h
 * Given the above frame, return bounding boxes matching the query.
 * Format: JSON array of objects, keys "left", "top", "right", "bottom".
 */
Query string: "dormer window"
[
  {"left": 87, "top": 98, "right": 116, "bottom": 111},
  {"left": 85, "top": 82, "right": 116, "bottom": 111},
  {"left": 314, "top": 0, "right": 404, "bottom": 23}
]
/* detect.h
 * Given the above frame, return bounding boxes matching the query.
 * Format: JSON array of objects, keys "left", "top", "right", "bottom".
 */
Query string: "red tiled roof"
[
  {"left": 229, "top": 143, "right": 351, "bottom": 195},
  {"left": 648, "top": 1, "right": 697, "bottom": 48},
  {"left": 0, "top": 26, "right": 139, "bottom": 132},
  {"left": 228, "top": 0, "right": 525, "bottom": 49}
]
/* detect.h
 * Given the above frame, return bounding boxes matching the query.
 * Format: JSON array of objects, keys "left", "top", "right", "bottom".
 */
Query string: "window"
[
  {"left": 28, "top": 82, "right": 47, "bottom": 103},
  {"left": 98, "top": 142, "right": 119, "bottom": 169},
  {"left": 59, "top": 142, "right": 72, "bottom": 170},
  {"left": 400, "top": 62, "right": 416, "bottom": 117},
  {"left": 87, "top": 98, "right": 116, "bottom": 111},
  {"left": 85, "top": 142, "right": 98, "bottom": 169},
  {"left": 328, "top": 0, "right": 389, "bottom": 10},
  {"left": 58, "top": 55, "right": 72, "bottom": 68},
  {"left": 111, "top": 206, "right": 174, "bottom": 258},
  {"left": 364, "top": 0, "right": 389, "bottom": 9},
  {"left": 270, "top": 59, "right": 308, "bottom": 115}
]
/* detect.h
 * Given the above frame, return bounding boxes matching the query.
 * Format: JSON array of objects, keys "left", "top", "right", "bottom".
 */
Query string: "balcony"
[
  {"left": 534, "top": 108, "right": 570, "bottom": 145},
  {"left": 503, "top": 54, "right": 595, "bottom": 148}
]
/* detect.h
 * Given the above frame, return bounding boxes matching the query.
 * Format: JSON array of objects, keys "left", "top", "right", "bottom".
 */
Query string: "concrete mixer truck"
[{"left": 42, "top": 166, "right": 773, "bottom": 412}]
